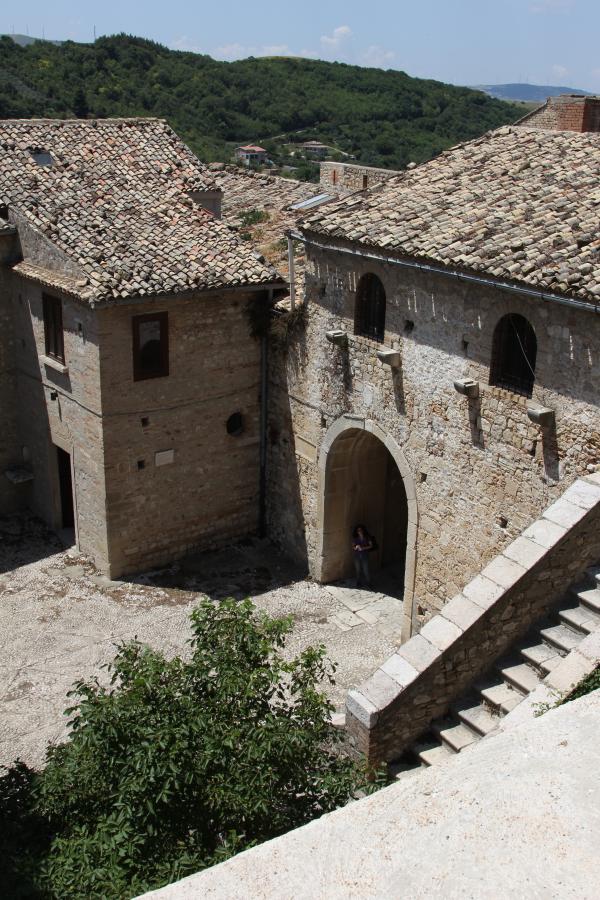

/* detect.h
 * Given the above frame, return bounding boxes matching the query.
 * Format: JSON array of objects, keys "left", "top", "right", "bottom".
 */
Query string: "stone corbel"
[
  {"left": 526, "top": 402, "right": 555, "bottom": 428},
  {"left": 453, "top": 378, "right": 479, "bottom": 398},
  {"left": 376, "top": 349, "right": 401, "bottom": 368},
  {"left": 325, "top": 330, "right": 348, "bottom": 348}
]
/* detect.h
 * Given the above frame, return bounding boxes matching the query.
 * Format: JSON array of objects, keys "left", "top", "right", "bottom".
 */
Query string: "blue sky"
[{"left": 2, "top": 0, "right": 600, "bottom": 91}]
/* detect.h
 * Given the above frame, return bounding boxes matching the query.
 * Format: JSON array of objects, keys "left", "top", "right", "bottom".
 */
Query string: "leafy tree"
[
  {"left": 0, "top": 598, "right": 377, "bottom": 898},
  {"left": 0, "top": 34, "right": 522, "bottom": 177}
]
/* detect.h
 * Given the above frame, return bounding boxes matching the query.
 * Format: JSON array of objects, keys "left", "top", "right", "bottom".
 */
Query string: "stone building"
[
  {"left": 320, "top": 160, "right": 402, "bottom": 195},
  {"left": 0, "top": 119, "right": 284, "bottom": 576},
  {"left": 271, "top": 125, "right": 600, "bottom": 639}
]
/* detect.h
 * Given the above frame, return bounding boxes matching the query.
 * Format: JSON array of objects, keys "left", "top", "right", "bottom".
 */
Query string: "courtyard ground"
[{"left": 0, "top": 516, "right": 403, "bottom": 769}]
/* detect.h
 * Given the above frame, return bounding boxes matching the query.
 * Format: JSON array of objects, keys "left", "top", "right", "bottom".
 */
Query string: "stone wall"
[
  {"left": 319, "top": 161, "right": 401, "bottom": 195},
  {"left": 98, "top": 289, "right": 265, "bottom": 577},
  {"left": 9, "top": 272, "right": 109, "bottom": 563},
  {"left": 267, "top": 240, "right": 600, "bottom": 634},
  {"left": 518, "top": 95, "right": 600, "bottom": 132},
  {"left": 0, "top": 233, "right": 22, "bottom": 513},
  {"left": 344, "top": 474, "right": 600, "bottom": 764}
]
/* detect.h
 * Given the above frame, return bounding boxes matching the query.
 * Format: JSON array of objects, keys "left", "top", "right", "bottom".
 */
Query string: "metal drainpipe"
[
  {"left": 287, "top": 235, "right": 296, "bottom": 311},
  {"left": 258, "top": 288, "right": 272, "bottom": 539}
]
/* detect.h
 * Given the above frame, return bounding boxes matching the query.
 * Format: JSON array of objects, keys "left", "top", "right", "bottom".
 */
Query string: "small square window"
[
  {"left": 42, "top": 294, "right": 65, "bottom": 363},
  {"left": 132, "top": 312, "right": 169, "bottom": 381}
]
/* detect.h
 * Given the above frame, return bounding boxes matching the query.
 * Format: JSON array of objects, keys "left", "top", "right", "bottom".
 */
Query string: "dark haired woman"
[{"left": 352, "top": 524, "right": 372, "bottom": 588}]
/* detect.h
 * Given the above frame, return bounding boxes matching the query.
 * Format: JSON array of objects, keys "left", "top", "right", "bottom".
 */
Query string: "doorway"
[
  {"left": 320, "top": 428, "right": 408, "bottom": 593},
  {"left": 55, "top": 446, "right": 75, "bottom": 530}
]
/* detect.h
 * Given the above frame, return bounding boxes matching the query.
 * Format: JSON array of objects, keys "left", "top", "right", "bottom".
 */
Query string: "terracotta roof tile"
[
  {"left": 300, "top": 126, "right": 600, "bottom": 304},
  {"left": 0, "top": 119, "right": 282, "bottom": 303}
]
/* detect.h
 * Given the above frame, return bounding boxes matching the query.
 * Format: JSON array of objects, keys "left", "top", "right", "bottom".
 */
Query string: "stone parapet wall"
[
  {"left": 345, "top": 473, "right": 600, "bottom": 764},
  {"left": 319, "top": 161, "right": 401, "bottom": 195}
]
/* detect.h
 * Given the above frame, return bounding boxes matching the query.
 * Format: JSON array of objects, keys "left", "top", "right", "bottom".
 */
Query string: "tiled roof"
[
  {"left": 300, "top": 126, "right": 600, "bottom": 304},
  {"left": 0, "top": 119, "right": 282, "bottom": 303}
]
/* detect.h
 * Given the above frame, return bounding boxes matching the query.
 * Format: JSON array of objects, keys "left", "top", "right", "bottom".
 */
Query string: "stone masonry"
[{"left": 517, "top": 94, "right": 600, "bottom": 132}]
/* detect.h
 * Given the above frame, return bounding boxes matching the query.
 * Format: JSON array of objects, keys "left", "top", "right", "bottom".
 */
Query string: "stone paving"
[{"left": 0, "top": 516, "right": 404, "bottom": 769}]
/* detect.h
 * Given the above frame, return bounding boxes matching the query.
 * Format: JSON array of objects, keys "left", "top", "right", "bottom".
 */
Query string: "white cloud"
[
  {"left": 530, "top": 0, "right": 574, "bottom": 12},
  {"left": 170, "top": 36, "right": 205, "bottom": 54},
  {"left": 360, "top": 45, "right": 395, "bottom": 68},
  {"left": 552, "top": 63, "right": 569, "bottom": 79},
  {"left": 213, "top": 42, "right": 249, "bottom": 60},
  {"left": 262, "top": 44, "right": 291, "bottom": 56},
  {"left": 320, "top": 25, "right": 352, "bottom": 50}
]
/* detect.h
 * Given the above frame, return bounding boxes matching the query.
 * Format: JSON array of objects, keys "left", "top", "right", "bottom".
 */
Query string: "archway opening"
[{"left": 321, "top": 428, "right": 408, "bottom": 592}]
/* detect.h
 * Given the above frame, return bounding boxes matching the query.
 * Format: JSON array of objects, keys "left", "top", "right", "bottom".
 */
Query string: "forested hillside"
[{"left": 0, "top": 34, "right": 522, "bottom": 173}]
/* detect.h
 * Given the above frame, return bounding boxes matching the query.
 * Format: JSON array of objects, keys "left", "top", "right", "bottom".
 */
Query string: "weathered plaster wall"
[
  {"left": 98, "top": 290, "right": 264, "bottom": 577},
  {"left": 268, "top": 241, "right": 600, "bottom": 632},
  {"left": 9, "top": 273, "right": 109, "bottom": 563}
]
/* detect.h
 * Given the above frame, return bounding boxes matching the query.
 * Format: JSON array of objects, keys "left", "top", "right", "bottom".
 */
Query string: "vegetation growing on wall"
[
  {"left": 0, "top": 34, "right": 522, "bottom": 175},
  {"left": 0, "top": 598, "right": 378, "bottom": 898}
]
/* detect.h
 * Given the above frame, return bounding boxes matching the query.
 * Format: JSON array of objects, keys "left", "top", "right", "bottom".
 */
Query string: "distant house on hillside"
[
  {"left": 301, "top": 140, "right": 329, "bottom": 158},
  {"left": 236, "top": 145, "right": 268, "bottom": 166}
]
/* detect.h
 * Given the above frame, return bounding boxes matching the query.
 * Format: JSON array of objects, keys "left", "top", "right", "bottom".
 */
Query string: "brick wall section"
[
  {"left": 518, "top": 95, "right": 600, "bottom": 132},
  {"left": 344, "top": 474, "right": 600, "bottom": 765},
  {"left": 267, "top": 243, "right": 600, "bottom": 625},
  {"left": 320, "top": 162, "right": 401, "bottom": 195},
  {"left": 98, "top": 289, "right": 264, "bottom": 577}
]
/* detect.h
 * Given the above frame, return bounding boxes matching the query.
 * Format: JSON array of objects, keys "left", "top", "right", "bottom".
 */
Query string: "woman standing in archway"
[{"left": 352, "top": 525, "right": 373, "bottom": 588}]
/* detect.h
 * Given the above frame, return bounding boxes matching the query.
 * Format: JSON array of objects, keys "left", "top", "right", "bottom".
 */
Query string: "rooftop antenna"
[{"left": 93, "top": 24, "right": 96, "bottom": 41}]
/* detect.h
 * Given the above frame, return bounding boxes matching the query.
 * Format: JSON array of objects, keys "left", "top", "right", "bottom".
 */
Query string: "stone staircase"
[{"left": 402, "top": 564, "right": 600, "bottom": 771}]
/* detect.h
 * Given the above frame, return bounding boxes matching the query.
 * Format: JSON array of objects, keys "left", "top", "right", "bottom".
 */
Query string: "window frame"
[
  {"left": 489, "top": 313, "right": 537, "bottom": 398},
  {"left": 132, "top": 311, "right": 169, "bottom": 382},
  {"left": 42, "top": 293, "right": 65, "bottom": 363},
  {"left": 354, "top": 273, "right": 387, "bottom": 343}
]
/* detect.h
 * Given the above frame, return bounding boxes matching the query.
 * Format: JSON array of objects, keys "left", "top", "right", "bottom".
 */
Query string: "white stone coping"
[
  {"left": 345, "top": 473, "right": 600, "bottom": 727},
  {"left": 138, "top": 691, "right": 600, "bottom": 899}
]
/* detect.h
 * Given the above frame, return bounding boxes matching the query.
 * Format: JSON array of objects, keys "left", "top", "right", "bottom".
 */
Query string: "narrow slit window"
[
  {"left": 132, "top": 312, "right": 169, "bottom": 381},
  {"left": 43, "top": 293, "right": 65, "bottom": 362},
  {"left": 354, "top": 273, "right": 386, "bottom": 343},
  {"left": 489, "top": 313, "right": 537, "bottom": 397}
]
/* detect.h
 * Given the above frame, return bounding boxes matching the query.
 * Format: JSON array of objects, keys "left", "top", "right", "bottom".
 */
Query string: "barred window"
[
  {"left": 43, "top": 294, "right": 64, "bottom": 363},
  {"left": 489, "top": 313, "right": 537, "bottom": 397},
  {"left": 354, "top": 273, "right": 386, "bottom": 343}
]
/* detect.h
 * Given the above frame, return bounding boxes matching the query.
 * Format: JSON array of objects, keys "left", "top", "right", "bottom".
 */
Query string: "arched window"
[
  {"left": 354, "top": 273, "right": 386, "bottom": 342},
  {"left": 489, "top": 313, "right": 537, "bottom": 397}
]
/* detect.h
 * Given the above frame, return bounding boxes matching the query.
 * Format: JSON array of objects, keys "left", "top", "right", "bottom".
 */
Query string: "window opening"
[
  {"left": 489, "top": 313, "right": 537, "bottom": 397},
  {"left": 31, "top": 150, "right": 54, "bottom": 167},
  {"left": 362, "top": 174, "right": 368, "bottom": 189},
  {"left": 43, "top": 294, "right": 65, "bottom": 362},
  {"left": 132, "top": 312, "right": 169, "bottom": 381},
  {"left": 354, "top": 273, "right": 386, "bottom": 342}
]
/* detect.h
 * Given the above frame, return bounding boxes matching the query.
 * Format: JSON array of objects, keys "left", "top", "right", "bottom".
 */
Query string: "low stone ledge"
[{"left": 345, "top": 475, "right": 600, "bottom": 765}]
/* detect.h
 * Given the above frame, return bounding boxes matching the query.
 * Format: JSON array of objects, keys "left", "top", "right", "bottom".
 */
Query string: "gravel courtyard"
[{"left": 0, "top": 516, "right": 403, "bottom": 769}]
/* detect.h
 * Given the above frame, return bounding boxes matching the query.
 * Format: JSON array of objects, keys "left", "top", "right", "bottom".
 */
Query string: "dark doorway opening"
[
  {"left": 321, "top": 429, "right": 408, "bottom": 596},
  {"left": 56, "top": 446, "right": 75, "bottom": 529}
]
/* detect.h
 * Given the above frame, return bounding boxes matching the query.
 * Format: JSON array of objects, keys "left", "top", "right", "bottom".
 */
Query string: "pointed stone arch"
[{"left": 315, "top": 415, "right": 418, "bottom": 640}]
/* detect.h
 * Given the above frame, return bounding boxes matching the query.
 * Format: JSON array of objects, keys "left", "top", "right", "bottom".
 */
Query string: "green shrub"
[{"left": 1, "top": 598, "right": 376, "bottom": 898}]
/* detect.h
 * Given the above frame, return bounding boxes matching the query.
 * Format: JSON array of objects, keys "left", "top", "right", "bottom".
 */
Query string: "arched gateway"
[{"left": 315, "top": 416, "right": 418, "bottom": 638}]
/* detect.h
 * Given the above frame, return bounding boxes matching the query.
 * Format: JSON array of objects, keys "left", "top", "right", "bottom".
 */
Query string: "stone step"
[
  {"left": 433, "top": 721, "right": 479, "bottom": 753},
  {"left": 417, "top": 742, "right": 455, "bottom": 767},
  {"left": 389, "top": 761, "right": 420, "bottom": 781},
  {"left": 520, "top": 642, "right": 563, "bottom": 675},
  {"left": 456, "top": 702, "right": 499, "bottom": 737},
  {"left": 559, "top": 605, "right": 599, "bottom": 636},
  {"left": 478, "top": 682, "right": 524, "bottom": 715},
  {"left": 498, "top": 662, "right": 542, "bottom": 694},
  {"left": 576, "top": 587, "right": 600, "bottom": 617},
  {"left": 539, "top": 623, "right": 583, "bottom": 654}
]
